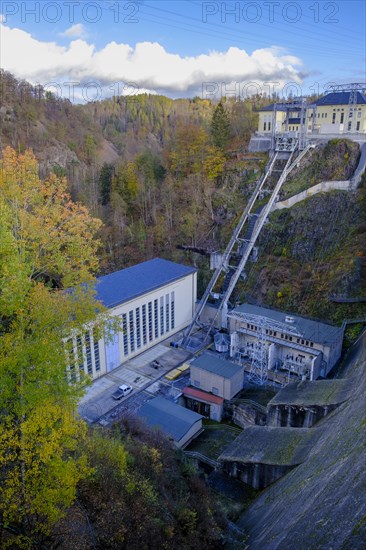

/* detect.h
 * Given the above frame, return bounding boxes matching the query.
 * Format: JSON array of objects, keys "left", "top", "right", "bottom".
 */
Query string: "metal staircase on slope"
[
  {"left": 181, "top": 141, "right": 315, "bottom": 350},
  {"left": 181, "top": 152, "right": 279, "bottom": 348}
]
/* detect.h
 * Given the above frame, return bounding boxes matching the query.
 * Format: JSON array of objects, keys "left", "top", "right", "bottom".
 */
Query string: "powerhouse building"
[
  {"left": 228, "top": 304, "right": 344, "bottom": 381},
  {"left": 67, "top": 258, "right": 197, "bottom": 381}
]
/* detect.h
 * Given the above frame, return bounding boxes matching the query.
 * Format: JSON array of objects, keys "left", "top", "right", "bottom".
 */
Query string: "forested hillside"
[
  {"left": 1, "top": 71, "right": 365, "bottom": 325},
  {"left": 0, "top": 70, "right": 266, "bottom": 275}
]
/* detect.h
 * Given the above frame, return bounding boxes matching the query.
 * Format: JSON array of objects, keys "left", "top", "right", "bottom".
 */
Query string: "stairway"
[{"left": 221, "top": 268, "right": 235, "bottom": 293}]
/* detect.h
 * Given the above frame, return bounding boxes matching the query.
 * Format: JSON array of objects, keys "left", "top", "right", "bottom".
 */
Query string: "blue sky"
[{"left": 0, "top": 1, "right": 365, "bottom": 101}]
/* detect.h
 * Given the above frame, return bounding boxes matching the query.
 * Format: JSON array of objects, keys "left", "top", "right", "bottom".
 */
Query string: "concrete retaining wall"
[{"left": 272, "top": 180, "right": 351, "bottom": 211}]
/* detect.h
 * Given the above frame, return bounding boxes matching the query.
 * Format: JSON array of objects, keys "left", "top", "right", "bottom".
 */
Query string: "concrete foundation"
[{"left": 267, "top": 403, "right": 338, "bottom": 428}]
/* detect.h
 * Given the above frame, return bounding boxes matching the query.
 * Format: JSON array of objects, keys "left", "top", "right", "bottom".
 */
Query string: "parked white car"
[{"left": 112, "top": 384, "right": 133, "bottom": 400}]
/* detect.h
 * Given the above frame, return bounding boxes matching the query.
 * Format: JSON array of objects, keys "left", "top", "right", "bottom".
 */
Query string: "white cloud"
[
  {"left": 0, "top": 23, "right": 305, "bottom": 100},
  {"left": 60, "top": 23, "right": 88, "bottom": 39}
]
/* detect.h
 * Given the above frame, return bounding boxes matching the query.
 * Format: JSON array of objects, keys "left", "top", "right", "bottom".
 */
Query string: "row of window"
[
  {"left": 245, "top": 323, "right": 314, "bottom": 347},
  {"left": 263, "top": 121, "right": 272, "bottom": 131},
  {"left": 122, "top": 292, "right": 175, "bottom": 357},
  {"left": 66, "top": 292, "right": 177, "bottom": 379},
  {"left": 333, "top": 107, "right": 362, "bottom": 111},
  {"left": 296, "top": 337, "right": 313, "bottom": 347},
  {"left": 309, "top": 112, "right": 328, "bottom": 119},
  {"left": 67, "top": 330, "right": 101, "bottom": 382},
  {"left": 312, "top": 111, "right": 362, "bottom": 122},
  {"left": 285, "top": 353, "right": 306, "bottom": 364}
]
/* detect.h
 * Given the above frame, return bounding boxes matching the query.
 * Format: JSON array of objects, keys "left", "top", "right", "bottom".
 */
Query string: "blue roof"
[
  {"left": 95, "top": 258, "right": 196, "bottom": 308},
  {"left": 138, "top": 397, "right": 202, "bottom": 442},
  {"left": 315, "top": 91, "right": 366, "bottom": 106},
  {"left": 191, "top": 353, "right": 243, "bottom": 379},
  {"left": 259, "top": 91, "right": 366, "bottom": 112}
]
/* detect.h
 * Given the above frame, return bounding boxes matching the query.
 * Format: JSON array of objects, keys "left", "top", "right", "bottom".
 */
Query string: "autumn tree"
[
  {"left": 0, "top": 147, "right": 105, "bottom": 547},
  {"left": 135, "top": 151, "right": 165, "bottom": 225},
  {"left": 211, "top": 101, "right": 230, "bottom": 150},
  {"left": 113, "top": 160, "right": 141, "bottom": 205},
  {"left": 99, "top": 162, "right": 115, "bottom": 205}
]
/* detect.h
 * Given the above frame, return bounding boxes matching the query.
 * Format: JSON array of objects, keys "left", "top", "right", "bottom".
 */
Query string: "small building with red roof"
[{"left": 183, "top": 353, "right": 244, "bottom": 421}]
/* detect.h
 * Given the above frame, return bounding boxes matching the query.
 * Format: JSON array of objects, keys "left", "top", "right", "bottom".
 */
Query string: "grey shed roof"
[
  {"left": 137, "top": 397, "right": 202, "bottom": 443},
  {"left": 95, "top": 258, "right": 196, "bottom": 308},
  {"left": 191, "top": 353, "right": 243, "bottom": 379},
  {"left": 229, "top": 304, "right": 342, "bottom": 345},
  {"left": 268, "top": 379, "right": 353, "bottom": 407},
  {"left": 219, "top": 426, "right": 319, "bottom": 466}
]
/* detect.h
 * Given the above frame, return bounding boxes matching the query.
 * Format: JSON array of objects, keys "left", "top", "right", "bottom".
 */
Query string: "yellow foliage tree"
[
  {"left": 0, "top": 146, "right": 102, "bottom": 289},
  {"left": 0, "top": 148, "right": 105, "bottom": 546}
]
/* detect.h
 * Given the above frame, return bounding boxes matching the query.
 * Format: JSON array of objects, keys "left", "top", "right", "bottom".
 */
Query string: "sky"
[{"left": 0, "top": 0, "right": 365, "bottom": 102}]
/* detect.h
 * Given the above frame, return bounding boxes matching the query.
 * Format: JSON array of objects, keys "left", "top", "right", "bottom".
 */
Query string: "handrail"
[
  {"left": 184, "top": 451, "right": 220, "bottom": 468},
  {"left": 231, "top": 399, "right": 267, "bottom": 413}
]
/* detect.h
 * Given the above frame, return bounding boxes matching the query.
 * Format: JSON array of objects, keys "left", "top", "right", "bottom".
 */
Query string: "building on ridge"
[{"left": 257, "top": 89, "right": 366, "bottom": 137}]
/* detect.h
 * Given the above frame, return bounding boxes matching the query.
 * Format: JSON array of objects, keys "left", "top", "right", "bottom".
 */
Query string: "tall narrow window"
[
  {"left": 332, "top": 113, "right": 336, "bottom": 123},
  {"left": 165, "top": 294, "right": 170, "bottom": 332},
  {"left": 85, "top": 332, "right": 93, "bottom": 375},
  {"left": 69, "top": 363, "right": 76, "bottom": 383},
  {"left": 129, "top": 310, "right": 135, "bottom": 353},
  {"left": 160, "top": 297, "right": 164, "bottom": 336},
  {"left": 154, "top": 299, "right": 159, "bottom": 338},
  {"left": 263, "top": 121, "right": 266, "bottom": 131},
  {"left": 142, "top": 304, "right": 147, "bottom": 345},
  {"left": 171, "top": 291, "right": 175, "bottom": 330},
  {"left": 154, "top": 300, "right": 159, "bottom": 338},
  {"left": 340, "top": 112, "right": 344, "bottom": 124},
  {"left": 76, "top": 336, "right": 84, "bottom": 378},
  {"left": 122, "top": 313, "right": 128, "bottom": 356},
  {"left": 136, "top": 307, "right": 141, "bottom": 348},
  {"left": 64, "top": 339, "right": 74, "bottom": 382},
  {"left": 148, "top": 302, "right": 153, "bottom": 341},
  {"left": 93, "top": 330, "right": 100, "bottom": 371}
]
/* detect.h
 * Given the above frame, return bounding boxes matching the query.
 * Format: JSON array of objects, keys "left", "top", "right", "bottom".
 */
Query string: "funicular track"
[{"left": 181, "top": 140, "right": 316, "bottom": 350}]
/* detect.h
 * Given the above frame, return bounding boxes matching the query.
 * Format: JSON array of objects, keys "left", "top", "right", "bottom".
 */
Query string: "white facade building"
[{"left": 67, "top": 258, "right": 197, "bottom": 381}]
